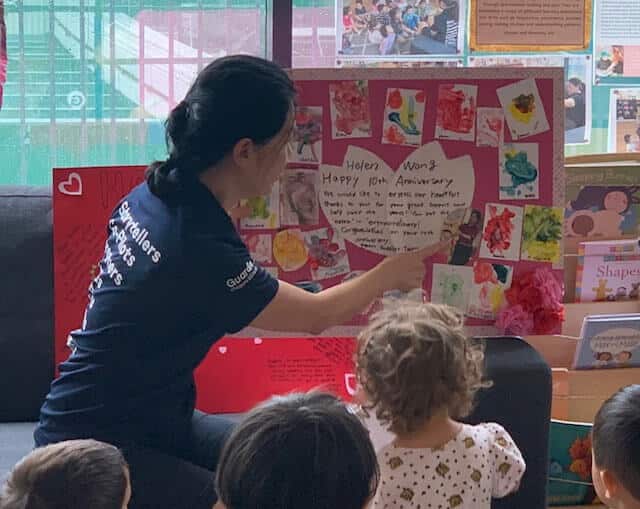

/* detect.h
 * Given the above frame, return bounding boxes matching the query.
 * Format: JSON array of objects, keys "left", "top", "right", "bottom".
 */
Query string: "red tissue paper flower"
[{"left": 497, "top": 266, "right": 564, "bottom": 335}]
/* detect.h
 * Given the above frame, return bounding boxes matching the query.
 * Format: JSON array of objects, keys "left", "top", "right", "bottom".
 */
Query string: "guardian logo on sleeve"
[{"left": 226, "top": 260, "right": 258, "bottom": 291}]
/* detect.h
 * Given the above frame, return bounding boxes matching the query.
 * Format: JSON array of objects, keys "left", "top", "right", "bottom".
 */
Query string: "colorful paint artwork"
[
  {"left": 288, "top": 106, "right": 323, "bottom": 164},
  {"left": 497, "top": 78, "right": 550, "bottom": 139},
  {"left": 242, "top": 233, "right": 273, "bottom": 265},
  {"left": 272, "top": 229, "right": 308, "bottom": 272},
  {"left": 304, "top": 227, "right": 351, "bottom": 281},
  {"left": 476, "top": 107, "right": 504, "bottom": 147},
  {"left": 240, "top": 182, "right": 280, "bottom": 229},
  {"left": 329, "top": 80, "right": 372, "bottom": 139},
  {"left": 479, "top": 203, "right": 524, "bottom": 261},
  {"left": 467, "top": 262, "right": 514, "bottom": 320},
  {"left": 499, "top": 143, "right": 539, "bottom": 200},
  {"left": 280, "top": 169, "right": 320, "bottom": 226},
  {"left": 382, "top": 88, "right": 426, "bottom": 146},
  {"left": 435, "top": 84, "right": 478, "bottom": 142},
  {"left": 521, "top": 205, "right": 563, "bottom": 263},
  {"left": 431, "top": 264, "right": 474, "bottom": 312}
]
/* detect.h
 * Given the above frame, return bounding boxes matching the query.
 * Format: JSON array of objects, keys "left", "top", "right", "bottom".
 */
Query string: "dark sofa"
[{"left": 0, "top": 186, "right": 54, "bottom": 478}]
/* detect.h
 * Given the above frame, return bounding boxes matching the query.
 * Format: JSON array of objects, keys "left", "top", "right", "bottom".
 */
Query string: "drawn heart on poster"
[
  {"left": 218, "top": 346, "right": 228, "bottom": 354},
  {"left": 320, "top": 142, "right": 475, "bottom": 255},
  {"left": 58, "top": 172, "right": 83, "bottom": 196},
  {"left": 344, "top": 373, "right": 357, "bottom": 396}
]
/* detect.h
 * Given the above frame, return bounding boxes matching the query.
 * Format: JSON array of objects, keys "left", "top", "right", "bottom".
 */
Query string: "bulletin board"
[
  {"left": 239, "top": 67, "right": 566, "bottom": 331},
  {"left": 53, "top": 67, "right": 565, "bottom": 413}
]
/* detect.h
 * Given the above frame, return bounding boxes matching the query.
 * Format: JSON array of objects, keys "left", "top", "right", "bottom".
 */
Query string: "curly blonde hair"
[{"left": 356, "top": 299, "right": 490, "bottom": 435}]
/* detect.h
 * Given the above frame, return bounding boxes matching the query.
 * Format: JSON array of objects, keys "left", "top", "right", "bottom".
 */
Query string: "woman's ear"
[{"left": 232, "top": 138, "right": 256, "bottom": 170}]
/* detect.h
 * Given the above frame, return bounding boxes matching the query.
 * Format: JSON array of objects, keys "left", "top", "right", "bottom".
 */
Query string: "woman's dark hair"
[
  {"left": 0, "top": 439, "right": 128, "bottom": 509},
  {"left": 568, "top": 77, "right": 585, "bottom": 94},
  {"left": 570, "top": 185, "right": 640, "bottom": 214},
  {"left": 592, "top": 384, "right": 640, "bottom": 500},
  {"left": 215, "top": 392, "right": 379, "bottom": 509},
  {"left": 146, "top": 55, "right": 296, "bottom": 200}
]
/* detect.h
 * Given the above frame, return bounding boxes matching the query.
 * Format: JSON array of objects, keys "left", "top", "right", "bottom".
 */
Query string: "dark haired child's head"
[
  {"left": 0, "top": 439, "right": 130, "bottom": 509},
  {"left": 344, "top": 6, "right": 352, "bottom": 15},
  {"left": 146, "top": 55, "right": 296, "bottom": 202},
  {"left": 214, "top": 392, "right": 379, "bottom": 509},
  {"left": 625, "top": 134, "right": 632, "bottom": 143},
  {"left": 592, "top": 385, "right": 640, "bottom": 507},
  {"left": 356, "top": 301, "right": 488, "bottom": 435}
]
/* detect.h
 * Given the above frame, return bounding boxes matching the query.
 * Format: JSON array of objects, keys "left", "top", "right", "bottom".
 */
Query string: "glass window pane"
[
  {"left": 0, "top": 0, "right": 268, "bottom": 185},
  {"left": 292, "top": 0, "right": 335, "bottom": 68}
]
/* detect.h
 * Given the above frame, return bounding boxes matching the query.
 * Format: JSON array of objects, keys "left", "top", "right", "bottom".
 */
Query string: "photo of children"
[
  {"left": 338, "top": 0, "right": 463, "bottom": 59},
  {"left": 280, "top": 169, "right": 320, "bottom": 226},
  {"left": 609, "top": 89, "right": 640, "bottom": 152},
  {"left": 596, "top": 46, "right": 624, "bottom": 78}
]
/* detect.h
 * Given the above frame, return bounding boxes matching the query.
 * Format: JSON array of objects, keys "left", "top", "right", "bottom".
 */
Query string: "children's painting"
[
  {"left": 467, "top": 262, "right": 514, "bottom": 320},
  {"left": 242, "top": 233, "right": 273, "bottom": 265},
  {"left": 288, "top": 107, "right": 322, "bottom": 164},
  {"left": 521, "top": 205, "right": 563, "bottom": 263},
  {"left": 565, "top": 185, "right": 640, "bottom": 238},
  {"left": 329, "top": 80, "right": 372, "bottom": 139},
  {"left": 240, "top": 182, "right": 280, "bottom": 229},
  {"left": 479, "top": 203, "right": 524, "bottom": 261},
  {"left": 431, "top": 264, "right": 473, "bottom": 312},
  {"left": 497, "top": 79, "right": 550, "bottom": 139},
  {"left": 499, "top": 143, "right": 539, "bottom": 200},
  {"left": 280, "top": 169, "right": 320, "bottom": 226},
  {"left": 272, "top": 229, "right": 308, "bottom": 272},
  {"left": 476, "top": 107, "right": 504, "bottom": 147},
  {"left": 304, "top": 227, "right": 351, "bottom": 281},
  {"left": 437, "top": 208, "right": 483, "bottom": 266},
  {"left": 435, "top": 84, "right": 477, "bottom": 142},
  {"left": 382, "top": 88, "right": 426, "bottom": 146}
]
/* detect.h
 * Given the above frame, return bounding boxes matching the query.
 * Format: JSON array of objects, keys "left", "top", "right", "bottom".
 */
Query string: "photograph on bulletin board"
[
  {"left": 336, "top": 0, "right": 465, "bottom": 62},
  {"left": 608, "top": 88, "right": 640, "bottom": 153},
  {"left": 468, "top": 55, "right": 592, "bottom": 145},
  {"left": 235, "top": 67, "right": 565, "bottom": 336},
  {"left": 594, "top": 0, "right": 640, "bottom": 84}
]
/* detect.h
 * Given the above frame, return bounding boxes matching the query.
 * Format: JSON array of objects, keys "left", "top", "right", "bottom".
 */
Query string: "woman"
[
  {"left": 564, "top": 77, "right": 586, "bottom": 130},
  {"left": 34, "top": 56, "right": 447, "bottom": 509}
]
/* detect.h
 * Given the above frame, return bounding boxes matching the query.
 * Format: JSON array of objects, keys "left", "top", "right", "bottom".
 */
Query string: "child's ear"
[
  {"left": 599, "top": 469, "right": 621, "bottom": 501},
  {"left": 212, "top": 502, "right": 226, "bottom": 509}
]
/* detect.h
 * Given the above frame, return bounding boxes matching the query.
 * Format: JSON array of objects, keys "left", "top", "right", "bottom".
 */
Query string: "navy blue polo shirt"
[{"left": 35, "top": 179, "right": 278, "bottom": 446}]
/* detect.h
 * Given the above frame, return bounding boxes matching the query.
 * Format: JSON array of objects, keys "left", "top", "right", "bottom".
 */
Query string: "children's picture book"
[
  {"left": 547, "top": 419, "right": 599, "bottom": 506},
  {"left": 565, "top": 161, "right": 640, "bottom": 240},
  {"left": 575, "top": 238, "right": 640, "bottom": 302},
  {"left": 573, "top": 313, "right": 640, "bottom": 369}
]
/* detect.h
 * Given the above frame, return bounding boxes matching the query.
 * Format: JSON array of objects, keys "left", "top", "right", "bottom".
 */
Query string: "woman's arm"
[{"left": 250, "top": 241, "right": 448, "bottom": 334}]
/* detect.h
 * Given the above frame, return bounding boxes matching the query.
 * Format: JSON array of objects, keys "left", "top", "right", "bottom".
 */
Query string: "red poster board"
[{"left": 53, "top": 67, "right": 565, "bottom": 414}]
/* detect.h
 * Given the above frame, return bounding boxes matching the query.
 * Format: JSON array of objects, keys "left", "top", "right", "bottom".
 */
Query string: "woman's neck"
[
  {"left": 199, "top": 164, "right": 244, "bottom": 211},
  {"left": 393, "top": 410, "right": 462, "bottom": 449}
]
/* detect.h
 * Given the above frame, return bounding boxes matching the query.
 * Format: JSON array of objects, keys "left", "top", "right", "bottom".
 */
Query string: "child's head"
[
  {"left": 214, "top": 392, "right": 379, "bottom": 509},
  {"left": 344, "top": 6, "right": 351, "bottom": 15},
  {"left": 0, "top": 439, "right": 130, "bottom": 509},
  {"left": 625, "top": 134, "right": 632, "bottom": 143},
  {"left": 592, "top": 385, "right": 640, "bottom": 506},
  {"left": 356, "top": 301, "right": 488, "bottom": 434}
]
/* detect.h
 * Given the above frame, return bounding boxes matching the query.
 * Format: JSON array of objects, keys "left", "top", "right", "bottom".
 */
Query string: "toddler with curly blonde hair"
[{"left": 356, "top": 300, "right": 525, "bottom": 508}]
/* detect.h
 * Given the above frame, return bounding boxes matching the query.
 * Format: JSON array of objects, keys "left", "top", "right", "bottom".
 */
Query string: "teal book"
[{"left": 547, "top": 419, "right": 600, "bottom": 506}]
